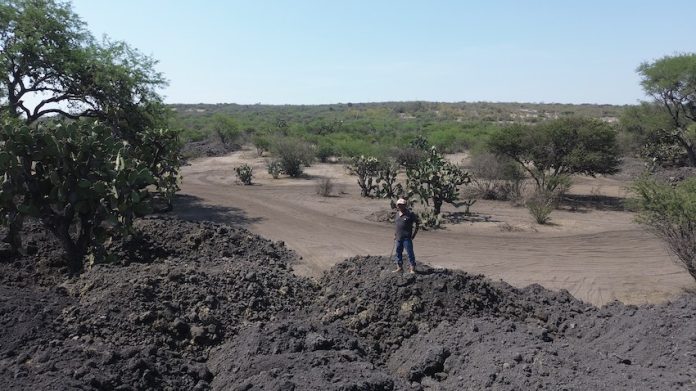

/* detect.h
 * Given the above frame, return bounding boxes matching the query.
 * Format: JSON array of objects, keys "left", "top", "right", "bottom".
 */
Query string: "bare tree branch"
[{"left": 27, "top": 108, "right": 100, "bottom": 122}]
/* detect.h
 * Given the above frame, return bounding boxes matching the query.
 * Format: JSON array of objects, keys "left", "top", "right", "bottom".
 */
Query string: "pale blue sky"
[{"left": 71, "top": 0, "right": 694, "bottom": 105}]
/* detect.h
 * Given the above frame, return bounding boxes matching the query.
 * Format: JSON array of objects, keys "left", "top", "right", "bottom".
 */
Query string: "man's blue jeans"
[{"left": 394, "top": 238, "right": 416, "bottom": 267}]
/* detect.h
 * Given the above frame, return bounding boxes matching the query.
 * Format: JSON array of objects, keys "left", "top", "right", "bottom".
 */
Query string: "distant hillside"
[{"left": 169, "top": 101, "right": 626, "bottom": 125}]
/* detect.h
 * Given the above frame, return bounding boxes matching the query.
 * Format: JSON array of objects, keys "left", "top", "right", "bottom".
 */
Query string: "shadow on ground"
[
  {"left": 169, "top": 194, "right": 264, "bottom": 226},
  {"left": 559, "top": 194, "right": 629, "bottom": 213},
  {"left": 443, "top": 212, "right": 500, "bottom": 224}
]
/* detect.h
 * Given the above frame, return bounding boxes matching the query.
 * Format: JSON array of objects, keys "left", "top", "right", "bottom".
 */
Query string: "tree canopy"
[
  {"left": 0, "top": 0, "right": 167, "bottom": 133},
  {"left": 0, "top": 0, "right": 181, "bottom": 268},
  {"left": 637, "top": 53, "right": 696, "bottom": 166},
  {"left": 487, "top": 117, "right": 621, "bottom": 192}
]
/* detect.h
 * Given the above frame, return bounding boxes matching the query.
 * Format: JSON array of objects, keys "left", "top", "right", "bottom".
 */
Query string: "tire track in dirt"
[{"left": 178, "top": 161, "right": 695, "bottom": 305}]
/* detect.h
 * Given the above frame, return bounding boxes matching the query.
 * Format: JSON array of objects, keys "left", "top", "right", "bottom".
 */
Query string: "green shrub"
[
  {"left": 179, "top": 127, "right": 207, "bottom": 143},
  {"left": 429, "top": 127, "right": 472, "bottom": 153},
  {"left": 234, "top": 164, "right": 253, "bottom": 185},
  {"left": 330, "top": 136, "right": 379, "bottom": 158},
  {"left": 546, "top": 174, "right": 572, "bottom": 198},
  {"left": 271, "top": 138, "right": 315, "bottom": 178},
  {"left": 315, "top": 141, "right": 336, "bottom": 163},
  {"left": 211, "top": 113, "right": 241, "bottom": 145},
  {"left": 429, "top": 123, "right": 500, "bottom": 153},
  {"left": 526, "top": 190, "right": 556, "bottom": 224},
  {"left": 631, "top": 177, "right": 696, "bottom": 280},
  {"left": 253, "top": 134, "right": 271, "bottom": 156},
  {"left": 409, "top": 135, "right": 430, "bottom": 150}
]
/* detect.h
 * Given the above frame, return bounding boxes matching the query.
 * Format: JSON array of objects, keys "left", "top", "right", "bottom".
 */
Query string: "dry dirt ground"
[{"left": 176, "top": 149, "right": 696, "bottom": 306}]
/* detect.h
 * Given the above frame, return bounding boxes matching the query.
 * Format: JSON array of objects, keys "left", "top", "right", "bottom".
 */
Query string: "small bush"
[
  {"left": 253, "top": 134, "right": 271, "bottom": 156},
  {"left": 631, "top": 177, "right": 696, "bottom": 280},
  {"left": 234, "top": 164, "right": 253, "bottom": 185},
  {"left": 267, "top": 160, "right": 283, "bottom": 179},
  {"left": 469, "top": 152, "right": 526, "bottom": 201},
  {"left": 315, "top": 142, "right": 336, "bottom": 163},
  {"left": 316, "top": 177, "right": 334, "bottom": 197},
  {"left": 456, "top": 193, "right": 477, "bottom": 215},
  {"left": 526, "top": 190, "right": 556, "bottom": 224},
  {"left": 272, "top": 138, "right": 315, "bottom": 178},
  {"left": 393, "top": 147, "right": 425, "bottom": 169}
]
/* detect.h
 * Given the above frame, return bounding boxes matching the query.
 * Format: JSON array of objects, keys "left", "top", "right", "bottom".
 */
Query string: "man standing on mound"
[{"left": 393, "top": 198, "right": 420, "bottom": 274}]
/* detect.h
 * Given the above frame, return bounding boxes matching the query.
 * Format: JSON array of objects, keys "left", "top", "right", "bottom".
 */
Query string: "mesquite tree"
[
  {"left": 0, "top": 0, "right": 181, "bottom": 252},
  {"left": 0, "top": 121, "right": 158, "bottom": 271},
  {"left": 0, "top": 1, "right": 166, "bottom": 127},
  {"left": 488, "top": 117, "right": 620, "bottom": 192},
  {"left": 637, "top": 54, "right": 696, "bottom": 167}
]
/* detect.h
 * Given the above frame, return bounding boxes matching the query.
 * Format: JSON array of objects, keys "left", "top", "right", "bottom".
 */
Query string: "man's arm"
[{"left": 411, "top": 215, "right": 420, "bottom": 240}]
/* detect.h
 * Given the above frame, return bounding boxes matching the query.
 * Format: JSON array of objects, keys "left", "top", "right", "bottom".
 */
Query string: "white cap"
[{"left": 396, "top": 198, "right": 407, "bottom": 205}]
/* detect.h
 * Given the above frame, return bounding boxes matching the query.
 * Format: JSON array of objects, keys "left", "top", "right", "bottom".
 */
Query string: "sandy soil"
[{"left": 176, "top": 149, "right": 695, "bottom": 306}]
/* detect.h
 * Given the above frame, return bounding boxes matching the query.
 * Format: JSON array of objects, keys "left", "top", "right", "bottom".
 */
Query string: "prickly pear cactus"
[
  {"left": 0, "top": 121, "right": 158, "bottom": 270},
  {"left": 234, "top": 164, "right": 254, "bottom": 185},
  {"left": 348, "top": 155, "right": 382, "bottom": 197},
  {"left": 406, "top": 147, "right": 471, "bottom": 226}
]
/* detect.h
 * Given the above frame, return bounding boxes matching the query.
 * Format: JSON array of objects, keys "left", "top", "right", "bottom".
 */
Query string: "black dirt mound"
[
  {"left": 0, "top": 218, "right": 316, "bottom": 391},
  {"left": 210, "top": 256, "right": 696, "bottom": 390},
  {"left": 181, "top": 138, "right": 239, "bottom": 159},
  {"left": 2, "top": 220, "right": 696, "bottom": 390}
]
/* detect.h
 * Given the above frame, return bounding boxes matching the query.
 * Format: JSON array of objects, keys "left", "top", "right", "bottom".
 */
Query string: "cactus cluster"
[
  {"left": 234, "top": 164, "right": 254, "bottom": 185},
  {"left": 267, "top": 160, "right": 283, "bottom": 179},
  {"left": 348, "top": 156, "right": 402, "bottom": 200},
  {"left": 347, "top": 155, "right": 382, "bottom": 197},
  {"left": 405, "top": 147, "right": 471, "bottom": 227},
  {"left": 349, "top": 146, "right": 471, "bottom": 228},
  {"left": 0, "top": 121, "right": 166, "bottom": 270}
]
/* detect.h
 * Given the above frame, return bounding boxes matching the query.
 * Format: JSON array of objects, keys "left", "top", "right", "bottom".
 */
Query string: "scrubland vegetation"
[
  {"left": 171, "top": 101, "right": 626, "bottom": 160},
  {"left": 0, "top": 0, "right": 694, "bottom": 275},
  {"left": 1, "top": 2, "right": 696, "bottom": 390}
]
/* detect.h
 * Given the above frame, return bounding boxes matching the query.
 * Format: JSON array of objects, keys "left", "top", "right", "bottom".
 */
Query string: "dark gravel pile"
[
  {"left": 2, "top": 219, "right": 695, "bottom": 390},
  {"left": 181, "top": 138, "right": 239, "bottom": 159},
  {"left": 0, "top": 218, "right": 316, "bottom": 390},
  {"left": 210, "top": 256, "right": 696, "bottom": 390}
]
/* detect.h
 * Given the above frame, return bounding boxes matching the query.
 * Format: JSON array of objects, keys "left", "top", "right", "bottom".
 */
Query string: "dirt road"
[{"left": 177, "top": 151, "right": 695, "bottom": 305}]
